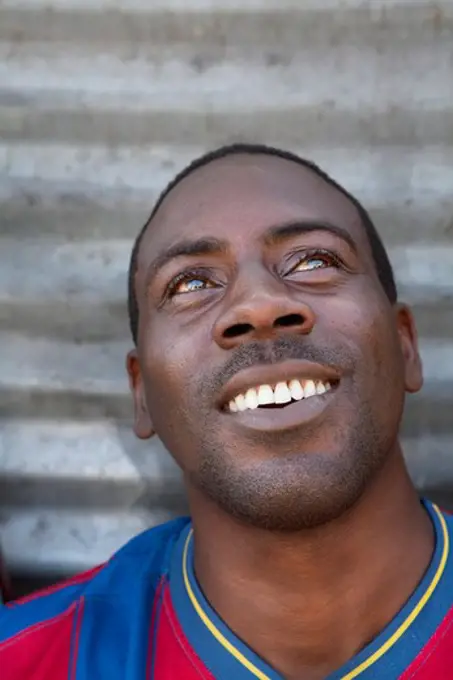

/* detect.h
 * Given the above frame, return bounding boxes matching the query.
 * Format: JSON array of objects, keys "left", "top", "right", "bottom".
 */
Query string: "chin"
[{"left": 196, "top": 449, "right": 377, "bottom": 532}]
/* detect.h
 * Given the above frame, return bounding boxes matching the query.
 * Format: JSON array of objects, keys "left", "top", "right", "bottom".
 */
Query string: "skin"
[{"left": 127, "top": 154, "right": 433, "bottom": 679}]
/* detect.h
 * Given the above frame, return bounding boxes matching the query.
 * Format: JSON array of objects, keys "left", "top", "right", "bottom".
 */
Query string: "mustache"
[{"left": 205, "top": 336, "right": 353, "bottom": 398}]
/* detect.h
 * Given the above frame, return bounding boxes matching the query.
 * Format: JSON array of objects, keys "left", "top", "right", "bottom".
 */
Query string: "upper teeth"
[{"left": 228, "top": 379, "right": 331, "bottom": 413}]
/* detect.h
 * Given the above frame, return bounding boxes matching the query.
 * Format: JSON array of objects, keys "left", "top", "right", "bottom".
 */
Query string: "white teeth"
[
  {"left": 274, "top": 382, "right": 292, "bottom": 404},
  {"left": 228, "top": 378, "right": 334, "bottom": 412},
  {"left": 315, "top": 381, "right": 326, "bottom": 395},
  {"left": 303, "top": 379, "right": 316, "bottom": 398},
  {"left": 244, "top": 388, "right": 259, "bottom": 410},
  {"left": 234, "top": 394, "right": 247, "bottom": 412},
  {"left": 257, "top": 384, "right": 274, "bottom": 405},
  {"left": 288, "top": 379, "right": 304, "bottom": 401}
]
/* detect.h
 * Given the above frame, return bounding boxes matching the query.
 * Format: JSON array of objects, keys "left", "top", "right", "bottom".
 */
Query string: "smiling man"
[{"left": 1, "top": 143, "right": 453, "bottom": 680}]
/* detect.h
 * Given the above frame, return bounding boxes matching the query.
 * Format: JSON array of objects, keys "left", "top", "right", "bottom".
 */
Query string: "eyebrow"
[
  {"left": 145, "top": 237, "right": 229, "bottom": 286},
  {"left": 145, "top": 220, "right": 357, "bottom": 286},
  {"left": 263, "top": 220, "right": 358, "bottom": 252}
]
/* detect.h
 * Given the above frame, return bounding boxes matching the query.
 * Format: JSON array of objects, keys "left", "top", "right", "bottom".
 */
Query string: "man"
[{"left": 0, "top": 143, "right": 451, "bottom": 679}]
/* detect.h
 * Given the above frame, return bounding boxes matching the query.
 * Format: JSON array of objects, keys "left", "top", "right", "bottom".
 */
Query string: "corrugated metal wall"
[{"left": 1, "top": 0, "right": 452, "bottom": 586}]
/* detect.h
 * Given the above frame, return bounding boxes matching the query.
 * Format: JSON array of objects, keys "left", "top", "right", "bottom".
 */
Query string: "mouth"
[
  {"left": 218, "top": 361, "right": 341, "bottom": 432},
  {"left": 225, "top": 378, "right": 335, "bottom": 413}
]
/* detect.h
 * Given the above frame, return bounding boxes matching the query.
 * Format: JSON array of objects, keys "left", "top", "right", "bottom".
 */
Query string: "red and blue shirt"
[{"left": 1, "top": 499, "right": 453, "bottom": 679}]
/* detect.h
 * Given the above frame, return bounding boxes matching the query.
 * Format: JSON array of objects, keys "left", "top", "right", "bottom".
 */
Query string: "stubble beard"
[{"left": 192, "top": 406, "right": 391, "bottom": 532}]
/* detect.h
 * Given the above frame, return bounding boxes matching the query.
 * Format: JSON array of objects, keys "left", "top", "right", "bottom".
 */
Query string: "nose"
[{"left": 213, "top": 270, "right": 316, "bottom": 350}]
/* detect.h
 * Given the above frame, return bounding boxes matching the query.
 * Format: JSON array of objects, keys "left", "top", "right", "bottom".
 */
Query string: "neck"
[{"left": 187, "top": 449, "right": 434, "bottom": 680}]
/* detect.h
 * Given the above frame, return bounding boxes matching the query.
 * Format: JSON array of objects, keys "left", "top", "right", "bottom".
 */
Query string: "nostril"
[
  {"left": 223, "top": 322, "right": 254, "bottom": 339},
  {"left": 273, "top": 313, "right": 305, "bottom": 328}
]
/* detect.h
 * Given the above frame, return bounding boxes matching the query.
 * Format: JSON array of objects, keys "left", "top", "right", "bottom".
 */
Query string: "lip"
[{"left": 217, "top": 359, "right": 341, "bottom": 409}]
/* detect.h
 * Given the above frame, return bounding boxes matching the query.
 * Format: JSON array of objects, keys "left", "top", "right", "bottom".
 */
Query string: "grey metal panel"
[{"left": 0, "top": 0, "right": 452, "bottom": 580}]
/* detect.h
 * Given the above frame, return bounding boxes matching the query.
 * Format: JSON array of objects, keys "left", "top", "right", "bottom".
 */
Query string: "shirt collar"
[{"left": 169, "top": 499, "right": 452, "bottom": 679}]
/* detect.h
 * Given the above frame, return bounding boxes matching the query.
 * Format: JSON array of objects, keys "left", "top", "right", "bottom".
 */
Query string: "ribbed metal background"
[{"left": 1, "top": 0, "right": 452, "bottom": 586}]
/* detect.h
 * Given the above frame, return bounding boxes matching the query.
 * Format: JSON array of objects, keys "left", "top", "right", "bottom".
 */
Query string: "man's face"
[{"left": 129, "top": 154, "right": 422, "bottom": 530}]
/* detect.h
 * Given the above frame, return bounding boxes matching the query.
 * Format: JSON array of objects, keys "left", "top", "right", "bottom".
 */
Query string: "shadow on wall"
[{"left": 0, "top": 547, "right": 13, "bottom": 603}]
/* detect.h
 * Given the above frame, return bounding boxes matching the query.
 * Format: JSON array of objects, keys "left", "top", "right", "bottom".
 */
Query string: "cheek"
[
  {"left": 326, "top": 293, "right": 403, "bottom": 382},
  {"left": 140, "top": 321, "right": 200, "bottom": 415}
]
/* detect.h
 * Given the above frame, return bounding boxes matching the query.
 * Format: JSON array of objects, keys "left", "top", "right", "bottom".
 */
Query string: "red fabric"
[
  {"left": 153, "top": 585, "right": 215, "bottom": 680},
  {"left": 145, "top": 577, "right": 166, "bottom": 679},
  {"left": 0, "top": 602, "right": 77, "bottom": 680},
  {"left": 400, "top": 606, "right": 453, "bottom": 679}
]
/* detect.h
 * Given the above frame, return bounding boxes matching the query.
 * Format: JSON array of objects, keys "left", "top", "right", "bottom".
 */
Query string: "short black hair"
[{"left": 128, "top": 143, "right": 397, "bottom": 345}]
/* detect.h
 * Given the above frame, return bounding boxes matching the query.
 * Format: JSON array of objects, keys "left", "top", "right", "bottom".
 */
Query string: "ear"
[
  {"left": 126, "top": 350, "right": 155, "bottom": 439},
  {"left": 395, "top": 304, "right": 423, "bottom": 394}
]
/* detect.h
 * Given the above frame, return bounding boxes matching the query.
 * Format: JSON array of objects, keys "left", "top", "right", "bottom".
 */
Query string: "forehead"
[{"left": 138, "top": 154, "right": 369, "bottom": 267}]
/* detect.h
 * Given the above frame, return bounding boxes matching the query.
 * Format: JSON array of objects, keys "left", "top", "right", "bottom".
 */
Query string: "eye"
[
  {"left": 167, "top": 270, "right": 217, "bottom": 298},
  {"left": 289, "top": 249, "right": 341, "bottom": 274}
]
